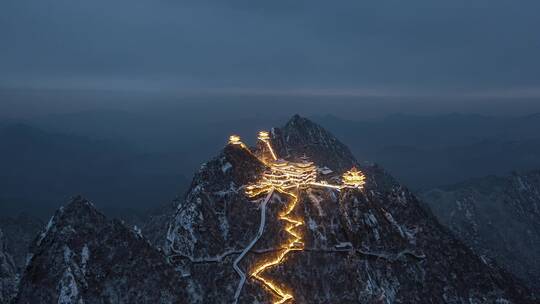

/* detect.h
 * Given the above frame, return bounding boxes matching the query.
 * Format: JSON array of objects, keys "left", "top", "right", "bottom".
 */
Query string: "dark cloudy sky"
[{"left": 1, "top": 0, "right": 540, "bottom": 98}]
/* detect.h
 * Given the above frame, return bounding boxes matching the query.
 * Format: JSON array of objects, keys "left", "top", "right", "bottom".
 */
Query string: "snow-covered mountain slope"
[
  {"left": 14, "top": 196, "right": 189, "bottom": 304},
  {"left": 141, "top": 200, "right": 180, "bottom": 250},
  {"left": 0, "top": 228, "right": 18, "bottom": 303},
  {"left": 420, "top": 171, "right": 540, "bottom": 292},
  {"left": 165, "top": 115, "right": 535, "bottom": 303}
]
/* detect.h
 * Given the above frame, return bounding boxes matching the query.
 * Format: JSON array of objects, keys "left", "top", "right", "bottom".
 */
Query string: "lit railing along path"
[
  {"left": 258, "top": 131, "right": 278, "bottom": 161},
  {"left": 233, "top": 189, "right": 274, "bottom": 304},
  {"left": 250, "top": 186, "right": 303, "bottom": 304}
]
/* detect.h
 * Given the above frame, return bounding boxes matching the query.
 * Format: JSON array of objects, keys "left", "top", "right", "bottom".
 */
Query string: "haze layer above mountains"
[{"left": 2, "top": 96, "right": 540, "bottom": 218}]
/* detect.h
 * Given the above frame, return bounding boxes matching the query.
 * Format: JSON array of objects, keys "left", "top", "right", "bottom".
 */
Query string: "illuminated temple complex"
[
  {"left": 342, "top": 166, "right": 366, "bottom": 188},
  {"left": 238, "top": 130, "right": 366, "bottom": 195},
  {"left": 230, "top": 130, "right": 366, "bottom": 304},
  {"left": 263, "top": 159, "right": 317, "bottom": 188},
  {"left": 246, "top": 158, "right": 318, "bottom": 196}
]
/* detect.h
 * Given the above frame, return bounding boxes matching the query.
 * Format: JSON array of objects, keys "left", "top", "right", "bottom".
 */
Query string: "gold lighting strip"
[
  {"left": 258, "top": 131, "right": 278, "bottom": 161},
  {"left": 250, "top": 187, "right": 303, "bottom": 304}
]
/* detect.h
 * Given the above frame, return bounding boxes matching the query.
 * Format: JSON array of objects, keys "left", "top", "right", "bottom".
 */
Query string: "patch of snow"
[
  {"left": 396, "top": 190, "right": 407, "bottom": 205},
  {"left": 329, "top": 190, "right": 337, "bottom": 202},
  {"left": 57, "top": 266, "right": 83, "bottom": 304},
  {"left": 25, "top": 253, "right": 33, "bottom": 267},
  {"left": 169, "top": 196, "right": 202, "bottom": 255},
  {"left": 133, "top": 225, "right": 143, "bottom": 239},
  {"left": 373, "top": 228, "right": 380, "bottom": 241},
  {"left": 364, "top": 213, "right": 378, "bottom": 227},
  {"left": 187, "top": 279, "right": 203, "bottom": 303},
  {"left": 334, "top": 242, "right": 353, "bottom": 250},
  {"left": 221, "top": 162, "right": 233, "bottom": 173},
  {"left": 317, "top": 166, "right": 333, "bottom": 175},
  {"left": 57, "top": 246, "right": 84, "bottom": 304},
  {"left": 37, "top": 215, "right": 55, "bottom": 246},
  {"left": 81, "top": 245, "right": 90, "bottom": 275},
  {"left": 383, "top": 211, "right": 405, "bottom": 238},
  {"left": 166, "top": 223, "right": 176, "bottom": 246},
  {"left": 63, "top": 246, "right": 72, "bottom": 263},
  {"left": 308, "top": 218, "right": 318, "bottom": 231},
  {"left": 516, "top": 176, "right": 528, "bottom": 191},
  {"left": 307, "top": 191, "right": 325, "bottom": 216},
  {"left": 402, "top": 226, "right": 418, "bottom": 245},
  {"left": 465, "top": 208, "right": 473, "bottom": 220},
  {"left": 218, "top": 215, "right": 229, "bottom": 240}
]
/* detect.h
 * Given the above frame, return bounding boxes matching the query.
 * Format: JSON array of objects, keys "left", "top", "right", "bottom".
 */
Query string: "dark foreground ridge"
[{"left": 15, "top": 196, "right": 188, "bottom": 303}]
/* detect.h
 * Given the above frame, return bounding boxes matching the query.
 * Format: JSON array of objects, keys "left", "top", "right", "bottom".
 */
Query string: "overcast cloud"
[{"left": 1, "top": 0, "right": 540, "bottom": 96}]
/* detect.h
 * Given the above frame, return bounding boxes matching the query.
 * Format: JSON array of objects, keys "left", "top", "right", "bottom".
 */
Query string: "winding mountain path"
[{"left": 233, "top": 189, "right": 274, "bottom": 303}]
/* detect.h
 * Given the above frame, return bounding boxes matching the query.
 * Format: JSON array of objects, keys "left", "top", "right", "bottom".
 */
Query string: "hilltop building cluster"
[{"left": 229, "top": 132, "right": 366, "bottom": 196}]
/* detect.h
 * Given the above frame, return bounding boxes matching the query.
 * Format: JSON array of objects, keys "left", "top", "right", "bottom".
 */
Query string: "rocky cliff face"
[
  {"left": 165, "top": 115, "right": 534, "bottom": 303},
  {"left": 141, "top": 200, "right": 179, "bottom": 250},
  {"left": 0, "top": 228, "right": 18, "bottom": 303},
  {"left": 420, "top": 171, "right": 540, "bottom": 292},
  {"left": 15, "top": 196, "right": 189, "bottom": 304}
]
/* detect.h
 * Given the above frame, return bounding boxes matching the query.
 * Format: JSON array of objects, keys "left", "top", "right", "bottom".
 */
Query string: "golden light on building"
[
  {"left": 258, "top": 130, "right": 270, "bottom": 141},
  {"left": 257, "top": 130, "right": 277, "bottom": 161},
  {"left": 342, "top": 167, "right": 366, "bottom": 189},
  {"left": 229, "top": 134, "right": 242, "bottom": 145},
  {"left": 264, "top": 160, "right": 317, "bottom": 189}
]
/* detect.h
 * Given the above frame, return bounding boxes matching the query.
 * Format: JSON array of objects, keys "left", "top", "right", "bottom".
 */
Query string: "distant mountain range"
[
  {"left": 420, "top": 170, "right": 540, "bottom": 292},
  {"left": 4, "top": 110, "right": 540, "bottom": 218},
  {"left": 0, "top": 123, "right": 189, "bottom": 218},
  {"left": 314, "top": 113, "right": 540, "bottom": 188},
  {"left": 31, "top": 110, "right": 540, "bottom": 190}
]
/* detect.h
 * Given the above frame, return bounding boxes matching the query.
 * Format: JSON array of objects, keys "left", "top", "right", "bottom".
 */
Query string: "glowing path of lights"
[
  {"left": 250, "top": 186, "right": 303, "bottom": 304},
  {"left": 229, "top": 131, "right": 365, "bottom": 304},
  {"left": 233, "top": 189, "right": 274, "bottom": 303}
]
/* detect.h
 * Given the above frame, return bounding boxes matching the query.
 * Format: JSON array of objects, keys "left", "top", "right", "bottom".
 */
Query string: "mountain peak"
[
  {"left": 17, "top": 196, "right": 190, "bottom": 304},
  {"left": 283, "top": 114, "right": 317, "bottom": 130},
  {"left": 273, "top": 115, "right": 357, "bottom": 171},
  {"left": 32, "top": 196, "right": 107, "bottom": 250},
  {"left": 60, "top": 195, "right": 104, "bottom": 221},
  {"left": 63, "top": 195, "right": 98, "bottom": 213},
  {"left": 285, "top": 113, "right": 306, "bottom": 125}
]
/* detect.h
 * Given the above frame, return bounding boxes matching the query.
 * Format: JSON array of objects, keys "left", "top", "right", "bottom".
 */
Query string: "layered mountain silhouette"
[
  {"left": 15, "top": 197, "right": 187, "bottom": 303},
  {"left": 421, "top": 170, "right": 540, "bottom": 292},
  {"left": 8, "top": 115, "right": 536, "bottom": 303}
]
